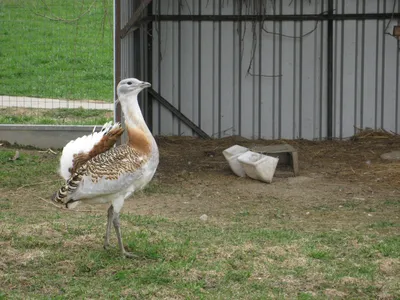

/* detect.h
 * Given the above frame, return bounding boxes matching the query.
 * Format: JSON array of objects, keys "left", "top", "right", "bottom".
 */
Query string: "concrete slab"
[
  {"left": 251, "top": 144, "right": 299, "bottom": 176},
  {"left": 381, "top": 151, "right": 400, "bottom": 160},
  {"left": 0, "top": 124, "right": 101, "bottom": 149}
]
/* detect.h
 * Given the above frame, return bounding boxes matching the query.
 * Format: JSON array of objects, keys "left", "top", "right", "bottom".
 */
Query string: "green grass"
[
  {"left": 1, "top": 209, "right": 400, "bottom": 298},
  {"left": 0, "top": 0, "right": 113, "bottom": 101},
  {"left": 0, "top": 107, "right": 113, "bottom": 125},
  {"left": 0, "top": 149, "right": 59, "bottom": 188}
]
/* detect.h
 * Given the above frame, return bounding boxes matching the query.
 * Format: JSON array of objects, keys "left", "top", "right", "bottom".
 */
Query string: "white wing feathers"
[{"left": 59, "top": 121, "right": 121, "bottom": 180}]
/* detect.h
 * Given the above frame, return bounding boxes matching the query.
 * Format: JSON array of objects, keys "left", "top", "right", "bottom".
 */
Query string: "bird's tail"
[{"left": 52, "top": 165, "right": 87, "bottom": 205}]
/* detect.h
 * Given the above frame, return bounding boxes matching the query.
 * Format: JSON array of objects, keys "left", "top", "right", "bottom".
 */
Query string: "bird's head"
[{"left": 116, "top": 78, "right": 151, "bottom": 101}]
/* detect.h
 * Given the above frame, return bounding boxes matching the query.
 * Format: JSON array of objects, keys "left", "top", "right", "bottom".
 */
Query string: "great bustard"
[{"left": 52, "top": 78, "right": 159, "bottom": 258}]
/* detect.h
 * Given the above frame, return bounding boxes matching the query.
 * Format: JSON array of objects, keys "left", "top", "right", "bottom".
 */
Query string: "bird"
[{"left": 52, "top": 78, "right": 159, "bottom": 258}]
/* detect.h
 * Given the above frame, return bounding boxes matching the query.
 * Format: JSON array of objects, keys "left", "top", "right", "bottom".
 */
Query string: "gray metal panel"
[
  {"left": 332, "top": 0, "right": 400, "bottom": 138},
  {"left": 151, "top": 0, "right": 329, "bottom": 139},
  {"left": 141, "top": 0, "right": 400, "bottom": 139},
  {"left": 119, "top": 0, "right": 134, "bottom": 80},
  {"left": 118, "top": 0, "right": 135, "bottom": 144}
]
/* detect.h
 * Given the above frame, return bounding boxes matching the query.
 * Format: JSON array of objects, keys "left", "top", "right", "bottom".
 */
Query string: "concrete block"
[
  {"left": 0, "top": 124, "right": 101, "bottom": 149},
  {"left": 251, "top": 144, "right": 299, "bottom": 176}
]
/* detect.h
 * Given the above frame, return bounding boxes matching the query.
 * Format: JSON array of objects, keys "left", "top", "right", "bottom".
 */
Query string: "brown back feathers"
[{"left": 69, "top": 125, "right": 124, "bottom": 175}]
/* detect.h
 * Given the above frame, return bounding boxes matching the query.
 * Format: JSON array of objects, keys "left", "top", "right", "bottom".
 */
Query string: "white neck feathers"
[
  {"left": 119, "top": 93, "right": 154, "bottom": 153},
  {"left": 120, "top": 94, "right": 148, "bottom": 132}
]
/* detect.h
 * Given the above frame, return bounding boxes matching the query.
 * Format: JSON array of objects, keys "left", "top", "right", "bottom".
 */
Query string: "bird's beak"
[{"left": 141, "top": 81, "right": 151, "bottom": 88}]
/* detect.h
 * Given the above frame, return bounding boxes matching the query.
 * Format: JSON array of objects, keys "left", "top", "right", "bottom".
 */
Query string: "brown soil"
[
  {"left": 3, "top": 134, "right": 400, "bottom": 228},
  {"left": 120, "top": 134, "right": 400, "bottom": 227}
]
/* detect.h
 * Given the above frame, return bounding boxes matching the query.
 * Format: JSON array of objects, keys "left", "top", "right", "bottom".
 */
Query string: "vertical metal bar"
[
  {"left": 327, "top": 0, "right": 334, "bottom": 139},
  {"left": 134, "top": 30, "right": 141, "bottom": 96},
  {"left": 339, "top": 0, "right": 344, "bottom": 138},
  {"left": 273, "top": 1, "right": 276, "bottom": 139},
  {"left": 212, "top": 0, "right": 215, "bottom": 136},
  {"left": 139, "top": 2, "right": 146, "bottom": 120},
  {"left": 218, "top": 1, "right": 222, "bottom": 138},
  {"left": 374, "top": 0, "right": 380, "bottom": 129},
  {"left": 191, "top": 0, "right": 196, "bottom": 136},
  {"left": 319, "top": 0, "right": 325, "bottom": 139},
  {"left": 397, "top": 1, "right": 400, "bottom": 133},
  {"left": 171, "top": 1, "right": 176, "bottom": 133},
  {"left": 147, "top": 1, "right": 153, "bottom": 132},
  {"left": 258, "top": 0, "right": 262, "bottom": 139},
  {"left": 115, "top": 0, "right": 122, "bottom": 125},
  {"left": 198, "top": 0, "right": 202, "bottom": 130},
  {"left": 333, "top": 0, "right": 338, "bottom": 137},
  {"left": 238, "top": 0, "right": 242, "bottom": 136},
  {"left": 232, "top": 0, "right": 236, "bottom": 135},
  {"left": 299, "top": 0, "right": 303, "bottom": 139},
  {"left": 278, "top": 0, "right": 283, "bottom": 139},
  {"left": 380, "top": 0, "right": 386, "bottom": 129},
  {"left": 293, "top": 0, "right": 297, "bottom": 139},
  {"left": 252, "top": 21, "right": 256, "bottom": 140},
  {"left": 178, "top": 0, "right": 182, "bottom": 135},
  {"left": 360, "top": 0, "right": 365, "bottom": 129},
  {"left": 157, "top": 0, "right": 161, "bottom": 134},
  {"left": 354, "top": 0, "right": 359, "bottom": 135}
]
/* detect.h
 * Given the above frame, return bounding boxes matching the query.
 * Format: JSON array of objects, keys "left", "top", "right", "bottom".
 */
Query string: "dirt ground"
[
  {"left": 3, "top": 132, "right": 400, "bottom": 228},
  {"left": 117, "top": 133, "right": 400, "bottom": 229}
]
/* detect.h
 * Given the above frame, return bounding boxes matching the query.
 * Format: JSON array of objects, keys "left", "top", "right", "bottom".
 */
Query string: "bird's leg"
[
  {"left": 103, "top": 205, "right": 114, "bottom": 250},
  {"left": 112, "top": 211, "right": 136, "bottom": 258}
]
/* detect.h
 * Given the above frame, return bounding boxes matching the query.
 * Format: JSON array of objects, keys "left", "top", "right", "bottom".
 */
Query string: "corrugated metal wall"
[
  {"left": 119, "top": 0, "right": 135, "bottom": 78},
  {"left": 117, "top": 0, "right": 152, "bottom": 137},
  {"left": 119, "top": 0, "right": 400, "bottom": 140},
  {"left": 332, "top": 0, "right": 400, "bottom": 138}
]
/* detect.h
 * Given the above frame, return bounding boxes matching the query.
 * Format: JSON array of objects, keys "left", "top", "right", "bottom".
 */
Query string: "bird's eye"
[{"left": 127, "top": 82, "right": 132, "bottom": 85}]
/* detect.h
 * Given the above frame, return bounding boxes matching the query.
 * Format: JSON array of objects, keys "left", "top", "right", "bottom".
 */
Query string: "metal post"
[
  {"left": 114, "top": 0, "right": 121, "bottom": 125},
  {"left": 327, "top": 0, "right": 334, "bottom": 139},
  {"left": 146, "top": 1, "right": 153, "bottom": 132}
]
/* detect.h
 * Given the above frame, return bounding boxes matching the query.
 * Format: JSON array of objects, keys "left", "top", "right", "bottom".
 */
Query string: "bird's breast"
[{"left": 126, "top": 126, "right": 152, "bottom": 155}]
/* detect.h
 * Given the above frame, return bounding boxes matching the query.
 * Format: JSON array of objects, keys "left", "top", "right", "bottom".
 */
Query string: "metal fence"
[
  {"left": 116, "top": 0, "right": 400, "bottom": 140},
  {"left": 0, "top": 0, "right": 114, "bottom": 126}
]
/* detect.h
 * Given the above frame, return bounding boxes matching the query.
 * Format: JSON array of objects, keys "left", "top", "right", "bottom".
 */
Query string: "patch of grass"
[
  {"left": 224, "top": 269, "right": 251, "bottom": 282},
  {"left": 141, "top": 181, "right": 178, "bottom": 195},
  {"left": 0, "top": 0, "right": 113, "bottom": 101},
  {"left": 308, "top": 249, "right": 333, "bottom": 260},
  {"left": 0, "top": 149, "right": 59, "bottom": 188},
  {"left": 383, "top": 199, "right": 400, "bottom": 206},
  {"left": 2, "top": 205, "right": 400, "bottom": 299},
  {"left": 342, "top": 200, "right": 360, "bottom": 210},
  {"left": 298, "top": 292, "right": 315, "bottom": 300},
  {"left": 43, "top": 108, "right": 108, "bottom": 119},
  {"left": 369, "top": 221, "right": 398, "bottom": 229},
  {"left": 373, "top": 236, "right": 400, "bottom": 258},
  {"left": 0, "top": 198, "right": 12, "bottom": 210},
  {"left": 0, "top": 107, "right": 112, "bottom": 125}
]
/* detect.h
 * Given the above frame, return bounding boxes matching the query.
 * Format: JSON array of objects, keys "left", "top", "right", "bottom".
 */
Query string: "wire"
[
  {"left": 384, "top": 0, "right": 397, "bottom": 37},
  {"left": 262, "top": 20, "right": 318, "bottom": 39},
  {"left": 261, "top": 10, "right": 330, "bottom": 39},
  {"left": 246, "top": 10, "right": 330, "bottom": 77}
]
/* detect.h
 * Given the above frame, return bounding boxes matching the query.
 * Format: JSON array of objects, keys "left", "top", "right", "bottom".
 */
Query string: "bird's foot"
[
  {"left": 122, "top": 250, "right": 138, "bottom": 259},
  {"left": 103, "top": 243, "right": 111, "bottom": 250}
]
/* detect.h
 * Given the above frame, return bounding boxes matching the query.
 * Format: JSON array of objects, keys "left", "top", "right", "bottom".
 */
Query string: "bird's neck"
[{"left": 120, "top": 94, "right": 154, "bottom": 154}]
